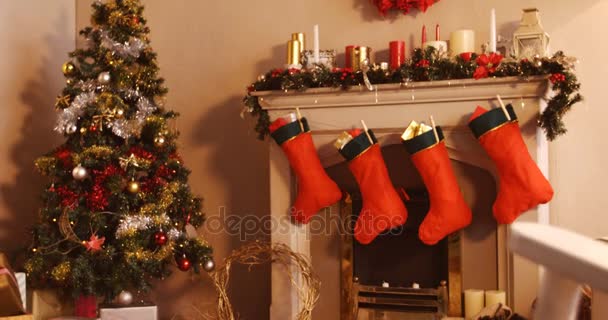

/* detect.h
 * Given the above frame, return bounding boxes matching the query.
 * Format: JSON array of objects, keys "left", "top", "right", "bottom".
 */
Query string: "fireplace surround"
[{"left": 254, "top": 76, "right": 550, "bottom": 319}]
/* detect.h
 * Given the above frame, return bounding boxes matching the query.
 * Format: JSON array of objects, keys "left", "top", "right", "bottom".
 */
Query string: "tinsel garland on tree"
[
  {"left": 25, "top": 0, "right": 213, "bottom": 301},
  {"left": 244, "top": 47, "right": 582, "bottom": 141}
]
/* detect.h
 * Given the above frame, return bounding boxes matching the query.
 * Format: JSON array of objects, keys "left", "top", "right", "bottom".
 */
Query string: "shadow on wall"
[
  {"left": 0, "top": 11, "right": 67, "bottom": 263},
  {"left": 190, "top": 94, "right": 271, "bottom": 319}
]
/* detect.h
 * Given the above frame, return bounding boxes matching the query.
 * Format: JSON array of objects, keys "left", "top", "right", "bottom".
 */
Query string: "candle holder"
[{"left": 303, "top": 50, "right": 336, "bottom": 69}]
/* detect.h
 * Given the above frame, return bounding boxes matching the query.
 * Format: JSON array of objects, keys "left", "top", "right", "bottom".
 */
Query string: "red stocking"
[
  {"left": 270, "top": 117, "right": 342, "bottom": 223},
  {"left": 339, "top": 129, "right": 408, "bottom": 244},
  {"left": 403, "top": 126, "right": 472, "bottom": 245},
  {"left": 469, "top": 105, "right": 554, "bottom": 224}
]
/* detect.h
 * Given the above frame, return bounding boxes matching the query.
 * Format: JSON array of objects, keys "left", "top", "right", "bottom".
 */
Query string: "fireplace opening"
[
  {"left": 309, "top": 144, "right": 499, "bottom": 319},
  {"left": 351, "top": 188, "right": 449, "bottom": 289}
]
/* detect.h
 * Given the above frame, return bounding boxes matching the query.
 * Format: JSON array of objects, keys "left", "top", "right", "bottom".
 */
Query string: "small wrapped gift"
[
  {"left": 0, "top": 253, "right": 25, "bottom": 317},
  {"left": 31, "top": 290, "right": 74, "bottom": 320},
  {"left": 99, "top": 305, "right": 157, "bottom": 320}
]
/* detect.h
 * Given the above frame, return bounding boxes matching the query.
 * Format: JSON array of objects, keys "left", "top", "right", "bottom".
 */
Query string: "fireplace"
[{"left": 256, "top": 76, "right": 550, "bottom": 319}]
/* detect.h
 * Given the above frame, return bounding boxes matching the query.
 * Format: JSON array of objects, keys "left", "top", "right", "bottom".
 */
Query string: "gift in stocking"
[
  {"left": 402, "top": 123, "right": 472, "bottom": 245},
  {"left": 270, "top": 116, "right": 342, "bottom": 223},
  {"left": 337, "top": 128, "right": 408, "bottom": 244},
  {"left": 469, "top": 104, "right": 554, "bottom": 224}
]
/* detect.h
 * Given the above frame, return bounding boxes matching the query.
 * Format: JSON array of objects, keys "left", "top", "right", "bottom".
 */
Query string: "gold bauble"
[
  {"left": 66, "top": 78, "right": 74, "bottom": 85},
  {"left": 115, "top": 108, "right": 125, "bottom": 118},
  {"left": 127, "top": 180, "right": 140, "bottom": 194},
  {"left": 62, "top": 62, "right": 76, "bottom": 76},
  {"left": 80, "top": 127, "right": 87, "bottom": 134},
  {"left": 154, "top": 136, "right": 166, "bottom": 147}
]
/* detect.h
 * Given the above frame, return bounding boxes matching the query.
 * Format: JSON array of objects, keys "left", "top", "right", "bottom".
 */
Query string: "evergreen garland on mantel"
[{"left": 244, "top": 48, "right": 582, "bottom": 141}]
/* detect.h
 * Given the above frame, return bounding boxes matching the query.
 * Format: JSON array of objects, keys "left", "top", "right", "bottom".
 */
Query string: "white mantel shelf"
[
  {"left": 253, "top": 76, "right": 548, "bottom": 111},
  {"left": 261, "top": 76, "right": 551, "bottom": 320}
]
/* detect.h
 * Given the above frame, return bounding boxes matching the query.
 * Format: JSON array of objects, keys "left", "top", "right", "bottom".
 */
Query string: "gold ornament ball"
[
  {"left": 115, "top": 108, "right": 125, "bottom": 118},
  {"left": 62, "top": 62, "right": 76, "bottom": 76},
  {"left": 127, "top": 181, "right": 140, "bottom": 194},
  {"left": 72, "top": 164, "right": 88, "bottom": 180},
  {"left": 154, "top": 136, "right": 166, "bottom": 147},
  {"left": 80, "top": 127, "right": 87, "bottom": 134},
  {"left": 66, "top": 78, "right": 74, "bottom": 85}
]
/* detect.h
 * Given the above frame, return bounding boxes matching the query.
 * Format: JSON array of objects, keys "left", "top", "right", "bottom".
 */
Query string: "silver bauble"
[
  {"left": 97, "top": 71, "right": 111, "bottom": 84},
  {"left": 202, "top": 258, "right": 215, "bottom": 272},
  {"left": 72, "top": 164, "right": 88, "bottom": 180},
  {"left": 65, "top": 125, "right": 78, "bottom": 135},
  {"left": 117, "top": 290, "right": 134, "bottom": 306}
]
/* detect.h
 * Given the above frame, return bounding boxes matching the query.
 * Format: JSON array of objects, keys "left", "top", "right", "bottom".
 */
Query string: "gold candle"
[
  {"left": 287, "top": 40, "right": 301, "bottom": 65},
  {"left": 351, "top": 46, "right": 372, "bottom": 71},
  {"left": 291, "top": 33, "right": 305, "bottom": 52}
]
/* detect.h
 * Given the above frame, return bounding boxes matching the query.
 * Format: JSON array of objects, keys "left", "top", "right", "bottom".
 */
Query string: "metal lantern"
[{"left": 513, "top": 8, "right": 550, "bottom": 58}]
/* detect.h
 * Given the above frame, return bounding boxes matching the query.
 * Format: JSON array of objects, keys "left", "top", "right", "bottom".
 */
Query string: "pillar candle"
[
  {"left": 490, "top": 9, "right": 497, "bottom": 53},
  {"left": 313, "top": 24, "right": 320, "bottom": 63},
  {"left": 485, "top": 290, "right": 506, "bottom": 307},
  {"left": 389, "top": 41, "right": 405, "bottom": 70},
  {"left": 345, "top": 45, "right": 355, "bottom": 69},
  {"left": 450, "top": 30, "right": 475, "bottom": 56},
  {"left": 464, "top": 289, "right": 484, "bottom": 319},
  {"left": 291, "top": 33, "right": 305, "bottom": 52},
  {"left": 286, "top": 40, "right": 301, "bottom": 66}
]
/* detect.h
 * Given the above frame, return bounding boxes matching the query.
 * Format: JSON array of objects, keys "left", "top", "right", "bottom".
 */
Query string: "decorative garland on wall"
[
  {"left": 244, "top": 48, "right": 582, "bottom": 141},
  {"left": 373, "top": 0, "right": 440, "bottom": 16}
]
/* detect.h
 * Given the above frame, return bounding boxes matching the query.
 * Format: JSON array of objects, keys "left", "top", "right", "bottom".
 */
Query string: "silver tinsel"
[
  {"left": 54, "top": 92, "right": 97, "bottom": 134},
  {"left": 167, "top": 228, "right": 181, "bottom": 240},
  {"left": 107, "top": 97, "right": 157, "bottom": 139},
  {"left": 115, "top": 214, "right": 171, "bottom": 239},
  {"left": 100, "top": 30, "right": 146, "bottom": 59}
]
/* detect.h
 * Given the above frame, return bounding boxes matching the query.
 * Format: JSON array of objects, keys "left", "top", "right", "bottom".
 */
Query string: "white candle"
[
  {"left": 490, "top": 8, "right": 497, "bottom": 53},
  {"left": 450, "top": 30, "right": 475, "bottom": 56},
  {"left": 485, "top": 290, "right": 506, "bottom": 307},
  {"left": 464, "top": 289, "right": 485, "bottom": 319},
  {"left": 313, "top": 24, "right": 320, "bottom": 63}
]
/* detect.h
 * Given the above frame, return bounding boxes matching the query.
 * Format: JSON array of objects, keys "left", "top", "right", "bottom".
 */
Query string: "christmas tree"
[{"left": 24, "top": 0, "right": 213, "bottom": 301}]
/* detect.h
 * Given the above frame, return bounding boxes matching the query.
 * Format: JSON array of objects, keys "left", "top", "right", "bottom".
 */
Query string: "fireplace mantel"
[{"left": 257, "top": 76, "right": 551, "bottom": 319}]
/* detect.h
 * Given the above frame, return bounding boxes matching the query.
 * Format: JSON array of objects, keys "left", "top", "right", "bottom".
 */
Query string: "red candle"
[
  {"left": 421, "top": 25, "right": 427, "bottom": 46},
  {"left": 435, "top": 24, "right": 440, "bottom": 41},
  {"left": 345, "top": 45, "right": 355, "bottom": 69},
  {"left": 389, "top": 41, "right": 406, "bottom": 70}
]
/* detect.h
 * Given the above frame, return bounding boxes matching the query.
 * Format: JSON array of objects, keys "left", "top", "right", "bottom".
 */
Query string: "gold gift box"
[
  {"left": 0, "top": 315, "right": 32, "bottom": 320},
  {"left": 0, "top": 253, "right": 25, "bottom": 317}
]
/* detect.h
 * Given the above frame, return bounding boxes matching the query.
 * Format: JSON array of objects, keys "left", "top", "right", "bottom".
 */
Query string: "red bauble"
[
  {"left": 90, "top": 125, "right": 98, "bottom": 132},
  {"left": 176, "top": 255, "right": 191, "bottom": 271},
  {"left": 154, "top": 231, "right": 168, "bottom": 246}
]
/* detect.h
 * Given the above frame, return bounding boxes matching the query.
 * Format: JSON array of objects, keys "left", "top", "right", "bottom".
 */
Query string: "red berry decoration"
[
  {"left": 176, "top": 255, "right": 191, "bottom": 271},
  {"left": 154, "top": 231, "right": 167, "bottom": 246},
  {"left": 90, "top": 125, "right": 98, "bottom": 132}
]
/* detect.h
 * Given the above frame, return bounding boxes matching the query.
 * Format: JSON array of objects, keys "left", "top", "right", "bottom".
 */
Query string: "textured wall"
[{"left": 0, "top": 0, "right": 602, "bottom": 319}]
